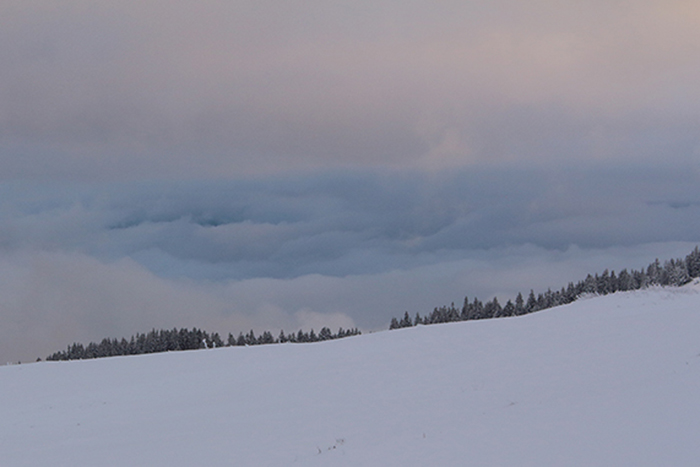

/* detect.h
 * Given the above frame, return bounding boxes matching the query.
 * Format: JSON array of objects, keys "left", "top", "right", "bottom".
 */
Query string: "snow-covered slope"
[{"left": 3, "top": 283, "right": 700, "bottom": 466}]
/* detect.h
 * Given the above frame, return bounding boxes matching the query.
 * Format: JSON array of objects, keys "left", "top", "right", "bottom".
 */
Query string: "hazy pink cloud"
[{"left": 0, "top": 0, "right": 698, "bottom": 179}]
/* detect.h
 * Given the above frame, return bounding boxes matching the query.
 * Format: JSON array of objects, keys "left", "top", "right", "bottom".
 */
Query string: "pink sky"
[{"left": 1, "top": 0, "right": 698, "bottom": 179}]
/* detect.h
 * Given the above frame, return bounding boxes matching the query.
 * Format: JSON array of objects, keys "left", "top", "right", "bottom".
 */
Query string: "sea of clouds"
[{"left": 1, "top": 167, "right": 699, "bottom": 362}]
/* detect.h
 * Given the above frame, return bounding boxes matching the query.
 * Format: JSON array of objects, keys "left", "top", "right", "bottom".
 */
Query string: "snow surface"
[{"left": 3, "top": 283, "right": 700, "bottom": 466}]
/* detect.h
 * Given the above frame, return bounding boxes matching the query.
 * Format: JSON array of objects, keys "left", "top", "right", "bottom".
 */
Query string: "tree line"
[
  {"left": 44, "top": 246, "right": 700, "bottom": 361},
  {"left": 390, "top": 246, "right": 700, "bottom": 330},
  {"left": 45, "top": 326, "right": 361, "bottom": 361}
]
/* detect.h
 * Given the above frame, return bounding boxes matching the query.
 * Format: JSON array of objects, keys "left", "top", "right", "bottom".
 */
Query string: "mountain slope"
[{"left": 2, "top": 282, "right": 700, "bottom": 466}]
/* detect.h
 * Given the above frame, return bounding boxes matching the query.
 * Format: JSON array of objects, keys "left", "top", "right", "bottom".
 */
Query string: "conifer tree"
[
  {"left": 525, "top": 290, "right": 537, "bottom": 313},
  {"left": 686, "top": 246, "right": 700, "bottom": 278},
  {"left": 502, "top": 300, "right": 515, "bottom": 317},
  {"left": 319, "top": 327, "right": 332, "bottom": 340},
  {"left": 514, "top": 292, "right": 525, "bottom": 316}
]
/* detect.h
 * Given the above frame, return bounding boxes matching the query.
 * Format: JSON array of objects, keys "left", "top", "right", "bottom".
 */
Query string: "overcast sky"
[{"left": 1, "top": 0, "right": 699, "bottom": 362}]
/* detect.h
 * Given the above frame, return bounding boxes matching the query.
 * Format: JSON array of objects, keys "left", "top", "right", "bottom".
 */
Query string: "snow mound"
[{"left": 2, "top": 284, "right": 700, "bottom": 466}]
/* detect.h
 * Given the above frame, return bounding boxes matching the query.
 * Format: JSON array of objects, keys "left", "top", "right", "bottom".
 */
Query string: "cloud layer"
[
  {"left": 1, "top": 1, "right": 699, "bottom": 179},
  {"left": 1, "top": 1, "right": 699, "bottom": 361},
  {"left": 1, "top": 168, "right": 699, "bottom": 362}
]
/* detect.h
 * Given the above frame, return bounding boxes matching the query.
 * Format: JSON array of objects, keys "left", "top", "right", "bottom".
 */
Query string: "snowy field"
[{"left": 2, "top": 282, "right": 700, "bottom": 466}]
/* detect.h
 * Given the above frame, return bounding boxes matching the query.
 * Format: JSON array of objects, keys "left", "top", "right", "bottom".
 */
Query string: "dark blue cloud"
[{"left": 1, "top": 166, "right": 699, "bottom": 282}]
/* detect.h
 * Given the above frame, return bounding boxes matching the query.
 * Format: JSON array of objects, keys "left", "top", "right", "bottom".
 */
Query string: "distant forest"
[
  {"left": 45, "top": 326, "right": 361, "bottom": 361},
  {"left": 389, "top": 246, "right": 700, "bottom": 330},
  {"left": 45, "top": 246, "right": 700, "bottom": 362}
]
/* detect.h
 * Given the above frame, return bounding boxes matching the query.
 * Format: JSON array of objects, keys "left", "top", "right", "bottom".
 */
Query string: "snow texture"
[{"left": 2, "top": 282, "right": 700, "bottom": 466}]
